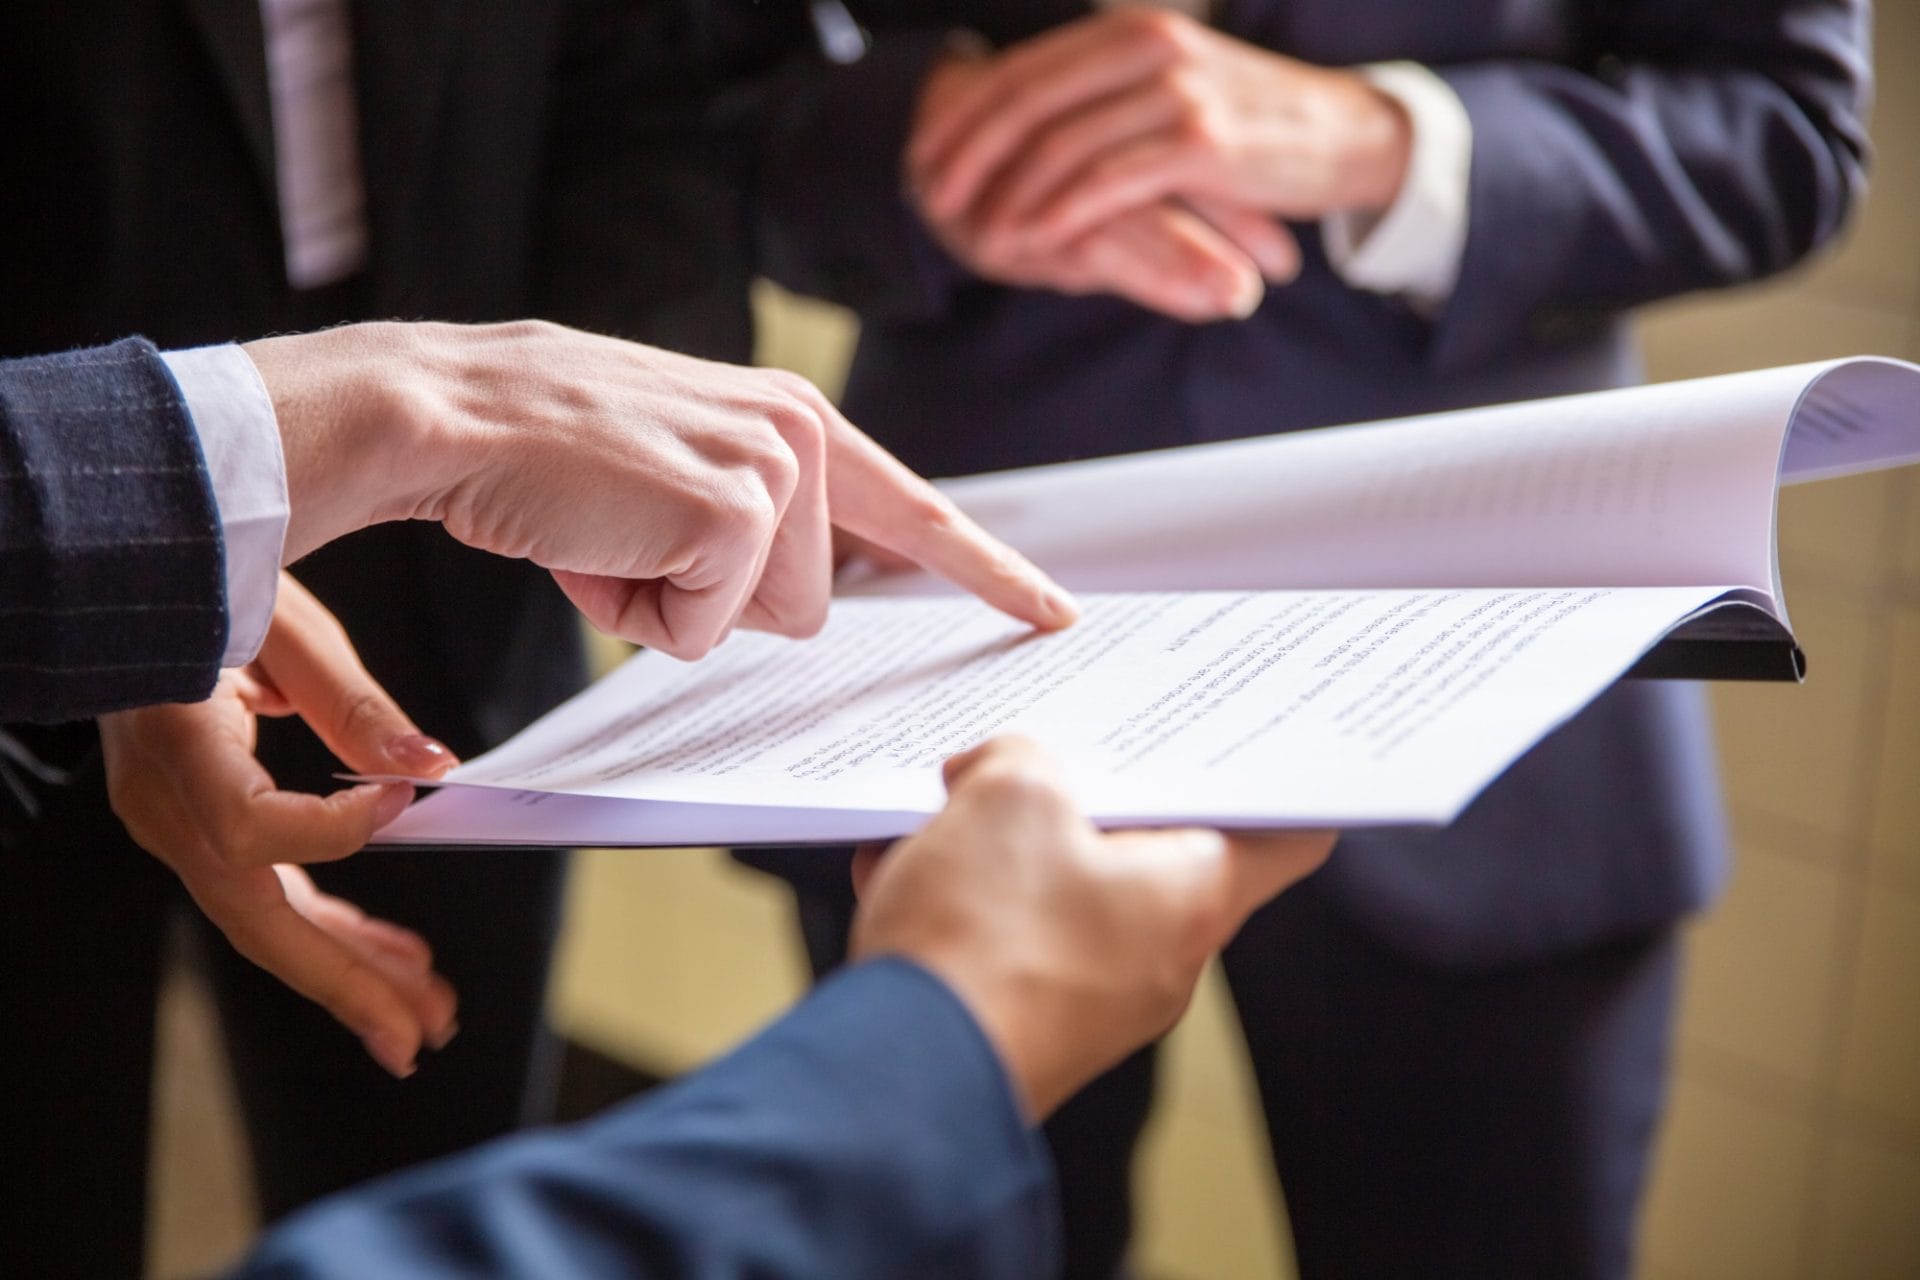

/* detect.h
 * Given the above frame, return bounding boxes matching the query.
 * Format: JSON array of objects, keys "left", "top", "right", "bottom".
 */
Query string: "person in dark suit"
[
  {"left": 0, "top": 3, "right": 780, "bottom": 1272},
  {"left": 738, "top": 2, "right": 1873, "bottom": 1276},
  {"left": 0, "top": 330, "right": 1327, "bottom": 1280}
]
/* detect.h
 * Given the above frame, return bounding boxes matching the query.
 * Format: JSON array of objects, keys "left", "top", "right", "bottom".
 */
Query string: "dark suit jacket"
[
  {"left": 0, "top": 339, "right": 226, "bottom": 722},
  {"left": 0, "top": 0, "right": 773, "bottom": 764},
  {"left": 235, "top": 959, "right": 1057, "bottom": 1280},
  {"left": 750, "top": 0, "right": 1870, "bottom": 964}
]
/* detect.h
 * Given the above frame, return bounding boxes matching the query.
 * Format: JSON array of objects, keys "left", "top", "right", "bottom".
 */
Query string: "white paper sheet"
[
  {"left": 381, "top": 587, "right": 1726, "bottom": 845},
  {"left": 847, "top": 357, "right": 1920, "bottom": 628},
  {"left": 375, "top": 357, "right": 1920, "bottom": 849},
  {"left": 1779, "top": 359, "right": 1920, "bottom": 483}
]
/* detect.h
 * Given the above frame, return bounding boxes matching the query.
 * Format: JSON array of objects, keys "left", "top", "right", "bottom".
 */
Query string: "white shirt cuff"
[
  {"left": 161, "top": 345, "right": 289, "bottom": 667},
  {"left": 1321, "top": 61, "right": 1473, "bottom": 313}
]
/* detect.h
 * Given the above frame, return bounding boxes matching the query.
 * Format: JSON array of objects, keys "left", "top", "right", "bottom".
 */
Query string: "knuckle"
[
  {"left": 761, "top": 383, "right": 828, "bottom": 458},
  {"left": 333, "top": 689, "right": 391, "bottom": 741},
  {"left": 687, "top": 474, "right": 773, "bottom": 542},
  {"left": 1158, "top": 65, "right": 1205, "bottom": 108},
  {"left": 208, "top": 812, "right": 260, "bottom": 871},
  {"left": 499, "top": 316, "right": 563, "bottom": 342},
  {"left": 703, "top": 488, "right": 780, "bottom": 578},
  {"left": 731, "top": 401, "right": 809, "bottom": 491},
  {"left": 759, "top": 366, "right": 819, "bottom": 402},
  {"left": 967, "top": 761, "right": 1063, "bottom": 814},
  {"left": 1175, "top": 103, "right": 1225, "bottom": 151},
  {"left": 897, "top": 489, "right": 964, "bottom": 552},
  {"left": 783, "top": 400, "right": 828, "bottom": 459},
  {"left": 1125, "top": 7, "right": 1191, "bottom": 57},
  {"left": 786, "top": 595, "right": 831, "bottom": 640},
  {"left": 757, "top": 427, "right": 805, "bottom": 501},
  {"left": 736, "top": 471, "right": 783, "bottom": 534}
]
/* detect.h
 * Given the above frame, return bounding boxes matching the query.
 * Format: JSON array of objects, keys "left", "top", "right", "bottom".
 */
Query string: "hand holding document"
[
  {"left": 849, "top": 736, "right": 1334, "bottom": 1119},
  {"left": 377, "top": 357, "right": 1920, "bottom": 848}
]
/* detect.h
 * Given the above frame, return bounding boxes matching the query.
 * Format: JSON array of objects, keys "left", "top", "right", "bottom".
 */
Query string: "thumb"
[
  {"left": 254, "top": 576, "right": 457, "bottom": 779},
  {"left": 1183, "top": 196, "right": 1302, "bottom": 285},
  {"left": 1218, "top": 830, "right": 1337, "bottom": 923},
  {"left": 1101, "top": 827, "right": 1335, "bottom": 947},
  {"left": 850, "top": 844, "right": 887, "bottom": 899}
]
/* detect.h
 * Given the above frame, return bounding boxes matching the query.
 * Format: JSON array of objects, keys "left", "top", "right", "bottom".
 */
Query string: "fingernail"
[
  {"left": 1042, "top": 585, "right": 1080, "bottom": 627},
  {"left": 370, "top": 783, "right": 414, "bottom": 830},
  {"left": 427, "top": 1019, "right": 461, "bottom": 1053},
  {"left": 385, "top": 733, "right": 455, "bottom": 776},
  {"left": 368, "top": 1031, "right": 417, "bottom": 1079},
  {"left": 1256, "top": 244, "right": 1296, "bottom": 282},
  {"left": 1226, "top": 275, "right": 1265, "bottom": 320}
]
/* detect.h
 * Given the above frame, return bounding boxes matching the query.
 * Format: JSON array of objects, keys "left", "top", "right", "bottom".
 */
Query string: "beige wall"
[
  {"left": 149, "top": 10, "right": 1919, "bottom": 1276},
  {"left": 1629, "top": 3, "right": 1920, "bottom": 1272}
]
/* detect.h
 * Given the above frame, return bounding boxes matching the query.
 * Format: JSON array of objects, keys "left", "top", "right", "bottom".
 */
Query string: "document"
[
  {"left": 376, "top": 357, "right": 1920, "bottom": 847},
  {"left": 852, "top": 355, "right": 1920, "bottom": 678},
  {"left": 380, "top": 585, "right": 1722, "bottom": 844}
]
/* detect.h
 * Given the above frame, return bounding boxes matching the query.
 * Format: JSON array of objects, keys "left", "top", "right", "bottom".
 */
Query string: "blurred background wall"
[{"left": 150, "top": 6, "right": 1917, "bottom": 1276}]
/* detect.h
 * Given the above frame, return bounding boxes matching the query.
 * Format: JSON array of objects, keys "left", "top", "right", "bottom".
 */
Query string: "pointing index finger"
[{"left": 820, "top": 411, "right": 1077, "bottom": 631}]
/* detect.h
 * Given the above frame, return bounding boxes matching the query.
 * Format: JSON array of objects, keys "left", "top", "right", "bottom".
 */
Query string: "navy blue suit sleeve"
[
  {"left": 1432, "top": 0, "right": 1871, "bottom": 369},
  {"left": 232, "top": 958, "right": 1060, "bottom": 1280},
  {"left": 0, "top": 337, "right": 226, "bottom": 722}
]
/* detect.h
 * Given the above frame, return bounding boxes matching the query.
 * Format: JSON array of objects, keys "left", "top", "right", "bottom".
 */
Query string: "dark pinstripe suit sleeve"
[{"left": 0, "top": 337, "right": 227, "bottom": 722}]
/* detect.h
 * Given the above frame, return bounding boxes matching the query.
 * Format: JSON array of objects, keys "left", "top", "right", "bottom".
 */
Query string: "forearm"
[
  {"left": 240, "top": 322, "right": 442, "bottom": 565},
  {"left": 1430, "top": 0, "right": 1869, "bottom": 369},
  {"left": 233, "top": 959, "right": 1058, "bottom": 1280}
]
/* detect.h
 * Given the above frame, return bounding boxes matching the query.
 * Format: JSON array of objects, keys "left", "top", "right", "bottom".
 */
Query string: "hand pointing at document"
[
  {"left": 248, "top": 319, "right": 1077, "bottom": 657},
  {"left": 94, "top": 317, "right": 1076, "bottom": 1077},
  {"left": 853, "top": 736, "right": 1334, "bottom": 1119}
]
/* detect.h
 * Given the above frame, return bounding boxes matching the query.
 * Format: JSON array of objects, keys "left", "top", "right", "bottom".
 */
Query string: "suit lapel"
[
  {"left": 180, "top": 0, "right": 277, "bottom": 201},
  {"left": 348, "top": 0, "right": 458, "bottom": 275}
]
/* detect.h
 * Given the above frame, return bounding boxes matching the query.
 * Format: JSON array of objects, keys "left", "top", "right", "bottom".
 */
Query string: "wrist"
[
  {"left": 1334, "top": 79, "right": 1413, "bottom": 214},
  {"left": 244, "top": 323, "right": 448, "bottom": 562},
  {"left": 879, "top": 943, "right": 1077, "bottom": 1123}
]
